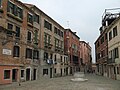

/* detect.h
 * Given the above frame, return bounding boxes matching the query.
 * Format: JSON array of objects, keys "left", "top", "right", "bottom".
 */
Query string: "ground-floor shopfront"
[
  {"left": 0, "top": 65, "right": 38, "bottom": 84},
  {"left": 96, "top": 64, "right": 107, "bottom": 76},
  {"left": 107, "top": 64, "right": 120, "bottom": 80},
  {"left": 96, "top": 63, "right": 120, "bottom": 80},
  {"left": 0, "top": 65, "right": 20, "bottom": 84}
]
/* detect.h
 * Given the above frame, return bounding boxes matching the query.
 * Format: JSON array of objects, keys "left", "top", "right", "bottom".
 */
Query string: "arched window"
[{"left": 13, "top": 46, "right": 20, "bottom": 57}]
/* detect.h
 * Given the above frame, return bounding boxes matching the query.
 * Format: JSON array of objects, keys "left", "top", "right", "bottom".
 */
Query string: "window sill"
[
  {"left": 7, "top": 12, "right": 23, "bottom": 23},
  {"left": 21, "top": 77, "right": 24, "bottom": 79},
  {"left": 26, "top": 58, "right": 32, "bottom": 60},
  {"left": 13, "top": 57, "right": 19, "bottom": 59},
  {"left": 4, "top": 78, "right": 11, "bottom": 80},
  {"left": 27, "top": 22, "right": 33, "bottom": 27}
]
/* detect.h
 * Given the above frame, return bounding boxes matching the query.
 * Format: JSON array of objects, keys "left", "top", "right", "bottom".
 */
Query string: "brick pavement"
[{"left": 0, "top": 74, "right": 120, "bottom": 90}]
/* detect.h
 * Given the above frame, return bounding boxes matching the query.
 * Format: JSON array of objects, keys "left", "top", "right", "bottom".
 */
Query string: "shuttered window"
[
  {"left": 13, "top": 46, "right": 20, "bottom": 57},
  {"left": 26, "top": 48, "right": 32, "bottom": 59}
]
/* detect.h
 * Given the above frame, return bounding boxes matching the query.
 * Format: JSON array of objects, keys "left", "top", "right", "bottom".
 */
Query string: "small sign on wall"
[{"left": 2, "top": 49, "right": 12, "bottom": 55}]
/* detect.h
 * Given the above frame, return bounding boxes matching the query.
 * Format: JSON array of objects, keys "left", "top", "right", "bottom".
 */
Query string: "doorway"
[
  {"left": 26, "top": 68, "right": 30, "bottom": 81},
  {"left": 66, "top": 67, "right": 68, "bottom": 75},
  {"left": 33, "top": 69, "right": 37, "bottom": 80},
  {"left": 70, "top": 67, "right": 72, "bottom": 74},
  {"left": 50, "top": 68, "right": 52, "bottom": 78},
  {"left": 61, "top": 69, "right": 62, "bottom": 76},
  {"left": 12, "top": 69, "right": 17, "bottom": 82}
]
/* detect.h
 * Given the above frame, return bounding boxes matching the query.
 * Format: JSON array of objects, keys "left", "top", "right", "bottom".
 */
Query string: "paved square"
[{"left": 0, "top": 74, "right": 120, "bottom": 90}]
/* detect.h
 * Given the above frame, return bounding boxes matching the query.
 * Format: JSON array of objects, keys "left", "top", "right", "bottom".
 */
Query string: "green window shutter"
[
  {"left": 0, "top": 0, "right": 2, "bottom": 7},
  {"left": 7, "top": 1, "right": 10, "bottom": 12},
  {"left": 34, "top": 30, "right": 38, "bottom": 43},
  {"left": 21, "top": 9, "right": 23, "bottom": 19},
  {"left": 14, "top": 5, "right": 17, "bottom": 16}
]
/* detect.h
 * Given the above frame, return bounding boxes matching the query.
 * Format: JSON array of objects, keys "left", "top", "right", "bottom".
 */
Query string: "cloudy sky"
[{"left": 21, "top": 0, "right": 120, "bottom": 63}]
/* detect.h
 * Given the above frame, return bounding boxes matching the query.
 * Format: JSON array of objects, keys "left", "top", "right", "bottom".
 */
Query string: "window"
[
  {"left": 4, "top": 70, "right": 10, "bottom": 79},
  {"left": 34, "top": 30, "right": 38, "bottom": 45},
  {"left": 114, "top": 47, "right": 119, "bottom": 59},
  {"left": 21, "top": 70, "right": 24, "bottom": 78},
  {"left": 114, "top": 67, "right": 116, "bottom": 74},
  {"left": 58, "top": 29, "right": 60, "bottom": 36},
  {"left": 97, "top": 42, "right": 100, "bottom": 47},
  {"left": 48, "top": 35, "right": 50, "bottom": 44},
  {"left": 13, "top": 46, "right": 20, "bottom": 57},
  {"left": 54, "top": 27, "right": 63, "bottom": 37},
  {"left": 0, "top": 0, "right": 2, "bottom": 7},
  {"left": 43, "top": 69, "right": 48, "bottom": 75},
  {"left": 44, "top": 52, "right": 48, "bottom": 60},
  {"left": 60, "top": 31, "right": 63, "bottom": 37},
  {"left": 105, "top": 33, "right": 107, "bottom": 40},
  {"left": 101, "top": 50, "right": 105, "bottom": 58},
  {"left": 54, "top": 68, "right": 56, "bottom": 73},
  {"left": 100, "top": 36, "right": 104, "bottom": 44},
  {"left": 7, "top": 1, "right": 15, "bottom": 15},
  {"left": 44, "top": 20, "right": 52, "bottom": 31},
  {"left": 15, "top": 26, "right": 20, "bottom": 38},
  {"left": 27, "top": 31, "right": 32, "bottom": 42},
  {"left": 44, "top": 33, "right": 47, "bottom": 44},
  {"left": 54, "top": 54, "right": 56, "bottom": 62},
  {"left": 109, "top": 31, "right": 112, "bottom": 41},
  {"left": 44, "top": 33, "right": 51, "bottom": 46},
  {"left": 50, "top": 54, "right": 53, "bottom": 59},
  {"left": 113, "top": 26, "right": 117, "bottom": 37},
  {"left": 117, "top": 67, "right": 119, "bottom": 74},
  {"left": 64, "top": 57, "right": 66, "bottom": 63},
  {"left": 61, "top": 41, "right": 63, "bottom": 49},
  {"left": 101, "top": 51, "right": 103, "bottom": 58},
  {"left": 7, "top": 1, "right": 23, "bottom": 19},
  {"left": 54, "top": 27, "right": 57, "bottom": 34},
  {"left": 27, "top": 13, "right": 33, "bottom": 24},
  {"left": 55, "top": 38, "right": 60, "bottom": 48},
  {"left": 26, "top": 48, "right": 32, "bottom": 59},
  {"left": 7, "top": 23, "right": 13, "bottom": 35},
  {"left": 109, "top": 51, "right": 112, "bottom": 59},
  {"left": 17, "top": 7, "right": 23, "bottom": 19},
  {"left": 64, "top": 68, "right": 65, "bottom": 73},
  {"left": 61, "top": 56, "right": 62, "bottom": 62},
  {"left": 34, "top": 14, "right": 39, "bottom": 23},
  {"left": 33, "top": 50, "right": 39, "bottom": 59}
]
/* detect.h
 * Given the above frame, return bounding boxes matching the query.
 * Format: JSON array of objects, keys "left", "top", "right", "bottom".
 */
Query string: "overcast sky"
[{"left": 21, "top": 0, "right": 120, "bottom": 63}]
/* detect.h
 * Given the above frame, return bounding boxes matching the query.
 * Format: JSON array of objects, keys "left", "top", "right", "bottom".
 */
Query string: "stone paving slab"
[{"left": 0, "top": 74, "right": 120, "bottom": 90}]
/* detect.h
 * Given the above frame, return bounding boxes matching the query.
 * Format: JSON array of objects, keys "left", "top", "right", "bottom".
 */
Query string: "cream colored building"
[
  {"left": 108, "top": 16, "right": 120, "bottom": 80},
  {"left": 25, "top": 4, "right": 69, "bottom": 78}
]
